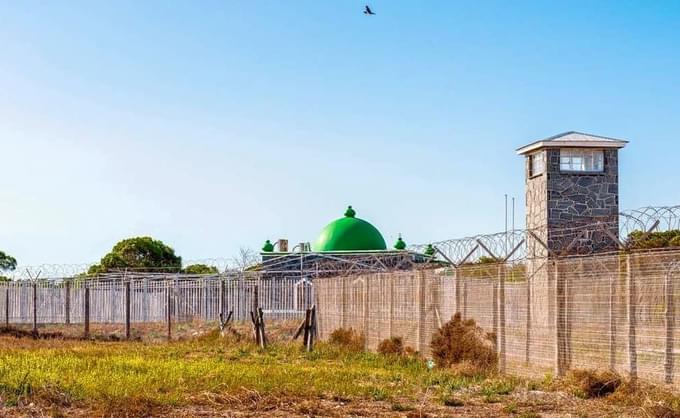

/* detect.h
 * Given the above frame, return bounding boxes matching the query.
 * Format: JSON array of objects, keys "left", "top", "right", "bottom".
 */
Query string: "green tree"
[
  {"left": 0, "top": 250, "right": 17, "bottom": 272},
  {"left": 0, "top": 250, "right": 17, "bottom": 281},
  {"left": 182, "top": 264, "right": 219, "bottom": 275},
  {"left": 88, "top": 237, "right": 182, "bottom": 274}
]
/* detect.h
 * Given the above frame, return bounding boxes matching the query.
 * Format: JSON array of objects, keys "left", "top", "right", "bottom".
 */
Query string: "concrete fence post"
[
  {"left": 84, "top": 284, "right": 90, "bottom": 339},
  {"left": 626, "top": 253, "right": 637, "bottom": 380},
  {"left": 665, "top": 264, "right": 674, "bottom": 383},
  {"left": 417, "top": 271, "right": 426, "bottom": 354},
  {"left": 341, "top": 277, "right": 347, "bottom": 329},
  {"left": 498, "top": 263, "right": 506, "bottom": 373},
  {"left": 64, "top": 280, "right": 71, "bottom": 325},
  {"left": 554, "top": 258, "right": 567, "bottom": 377},
  {"left": 492, "top": 272, "right": 499, "bottom": 353},
  {"left": 463, "top": 279, "right": 468, "bottom": 319},
  {"left": 388, "top": 274, "right": 394, "bottom": 338},
  {"left": 125, "top": 281, "right": 131, "bottom": 340},
  {"left": 32, "top": 282, "right": 38, "bottom": 334},
  {"left": 166, "top": 281, "right": 173, "bottom": 341},
  {"left": 454, "top": 266, "right": 461, "bottom": 314},
  {"left": 525, "top": 268, "right": 532, "bottom": 365},
  {"left": 5, "top": 286, "right": 9, "bottom": 326},
  {"left": 609, "top": 271, "right": 616, "bottom": 371},
  {"left": 363, "top": 276, "right": 370, "bottom": 350}
]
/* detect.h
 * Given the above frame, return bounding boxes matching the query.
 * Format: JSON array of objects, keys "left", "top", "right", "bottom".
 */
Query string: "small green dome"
[
  {"left": 262, "top": 240, "right": 274, "bottom": 252},
  {"left": 312, "top": 206, "right": 387, "bottom": 252},
  {"left": 424, "top": 244, "right": 435, "bottom": 256},
  {"left": 394, "top": 235, "right": 406, "bottom": 250}
]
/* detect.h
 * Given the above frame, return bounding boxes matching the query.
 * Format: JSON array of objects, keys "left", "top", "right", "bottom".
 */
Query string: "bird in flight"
[{"left": 363, "top": 5, "right": 376, "bottom": 15}]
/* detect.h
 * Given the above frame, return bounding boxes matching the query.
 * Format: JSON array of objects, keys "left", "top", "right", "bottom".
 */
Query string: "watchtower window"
[
  {"left": 529, "top": 152, "right": 544, "bottom": 177},
  {"left": 559, "top": 149, "right": 604, "bottom": 172}
]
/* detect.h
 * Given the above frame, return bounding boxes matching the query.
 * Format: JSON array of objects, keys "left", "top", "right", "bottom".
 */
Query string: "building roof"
[
  {"left": 311, "top": 206, "right": 387, "bottom": 252},
  {"left": 516, "top": 131, "right": 628, "bottom": 155}
]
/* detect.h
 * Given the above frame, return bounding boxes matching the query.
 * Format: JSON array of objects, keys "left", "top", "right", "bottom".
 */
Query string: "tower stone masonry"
[{"left": 518, "top": 131, "right": 627, "bottom": 256}]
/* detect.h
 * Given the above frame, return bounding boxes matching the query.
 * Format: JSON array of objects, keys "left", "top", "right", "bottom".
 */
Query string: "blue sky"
[{"left": 1, "top": 1, "right": 679, "bottom": 266}]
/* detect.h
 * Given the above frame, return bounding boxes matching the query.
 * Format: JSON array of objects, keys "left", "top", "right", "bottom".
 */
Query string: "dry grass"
[
  {"left": 0, "top": 323, "right": 678, "bottom": 417},
  {"left": 562, "top": 369, "right": 622, "bottom": 399},
  {"left": 430, "top": 313, "right": 497, "bottom": 373}
]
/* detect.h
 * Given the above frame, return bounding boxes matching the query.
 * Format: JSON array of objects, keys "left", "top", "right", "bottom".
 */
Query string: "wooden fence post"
[
  {"left": 665, "top": 264, "right": 674, "bottom": 384},
  {"left": 84, "top": 284, "right": 90, "bottom": 339},
  {"left": 32, "top": 282, "right": 38, "bottom": 335},
  {"left": 302, "top": 308, "right": 312, "bottom": 349},
  {"left": 125, "top": 281, "right": 131, "bottom": 340},
  {"left": 65, "top": 281, "right": 71, "bottom": 325},
  {"left": 302, "top": 305, "right": 317, "bottom": 352},
  {"left": 253, "top": 283, "right": 259, "bottom": 314},
  {"left": 258, "top": 307, "right": 267, "bottom": 347},
  {"left": 626, "top": 253, "right": 637, "bottom": 380},
  {"left": 498, "top": 263, "right": 506, "bottom": 373}
]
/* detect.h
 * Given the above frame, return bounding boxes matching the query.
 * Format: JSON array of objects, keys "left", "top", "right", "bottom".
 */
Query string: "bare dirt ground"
[{"left": 0, "top": 381, "right": 653, "bottom": 417}]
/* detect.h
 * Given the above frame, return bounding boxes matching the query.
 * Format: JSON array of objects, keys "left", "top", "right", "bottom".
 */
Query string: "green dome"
[
  {"left": 312, "top": 206, "right": 387, "bottom": 252},
  {"left": 262, "top": 240, "right": 274, "bottom": 252}
]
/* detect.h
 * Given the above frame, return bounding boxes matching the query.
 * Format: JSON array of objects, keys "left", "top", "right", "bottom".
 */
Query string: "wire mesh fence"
[
  {"left": 315, "top": 248, "right": 680, "bottom": 387},
  {"left": 0, "top": 274, "right": 314, "bottom": 339}
]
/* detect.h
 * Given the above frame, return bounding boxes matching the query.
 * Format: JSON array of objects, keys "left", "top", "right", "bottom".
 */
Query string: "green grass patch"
[{"left": 0, "top": 336, "right": 479, "bottom": 410}]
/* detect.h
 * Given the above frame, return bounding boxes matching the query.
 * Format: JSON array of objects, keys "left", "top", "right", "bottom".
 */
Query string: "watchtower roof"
[{"left": 516, "top": 131, "right": 628, "bottom": 155}]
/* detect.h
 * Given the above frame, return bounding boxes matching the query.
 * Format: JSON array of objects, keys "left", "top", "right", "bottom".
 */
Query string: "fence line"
[
  {"left": 315, "top": 248, "right": 680, "bottom": 387},
  {"left": 0, "top": 276, "right": 314, "bottom": 328}
]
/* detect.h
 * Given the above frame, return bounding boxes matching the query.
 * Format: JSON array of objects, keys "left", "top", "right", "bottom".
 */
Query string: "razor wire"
[
  {"left": 411, "top": 205, "right": 680, "bottom": 265},
  {"left": 6, "top": 205, "right": 680, "bottom": 281}
]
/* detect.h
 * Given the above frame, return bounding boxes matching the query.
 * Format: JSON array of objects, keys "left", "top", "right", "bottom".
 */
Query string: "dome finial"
[
  {"left": 394, "top": 234, "right": 406, "bottom": 250},
  {"left": 344, "top": 205, "right": 356, "bottom": 218}
]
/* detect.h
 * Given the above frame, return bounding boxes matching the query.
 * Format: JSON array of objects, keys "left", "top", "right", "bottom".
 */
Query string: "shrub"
[
  {"left": 628, "top": 230, "right": 680, "bottom": 250},
  {"left": 378, "top": 336, "right": 404, "bottom": 355},
  {"left": 328, "top": 328, "right": 365, "bottom": 352},
  {"left": 430, "top": 313, "right": 497, "bottom": 372}
]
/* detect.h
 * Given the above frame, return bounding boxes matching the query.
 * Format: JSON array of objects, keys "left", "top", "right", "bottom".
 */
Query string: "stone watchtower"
[{"left": 517, "top": 132, "right": 628, "bottom": 256}]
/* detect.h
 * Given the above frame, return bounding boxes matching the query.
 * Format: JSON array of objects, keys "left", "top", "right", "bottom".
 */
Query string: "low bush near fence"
[
  {"left": 430, "top": 313, "right": 497, "bottom": 373},
  {"left": 328, "top": 327, "right": 365, "bottom": 352},
  {"left": 377, "top": 336, "right": 417, "bottom": 357}
]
